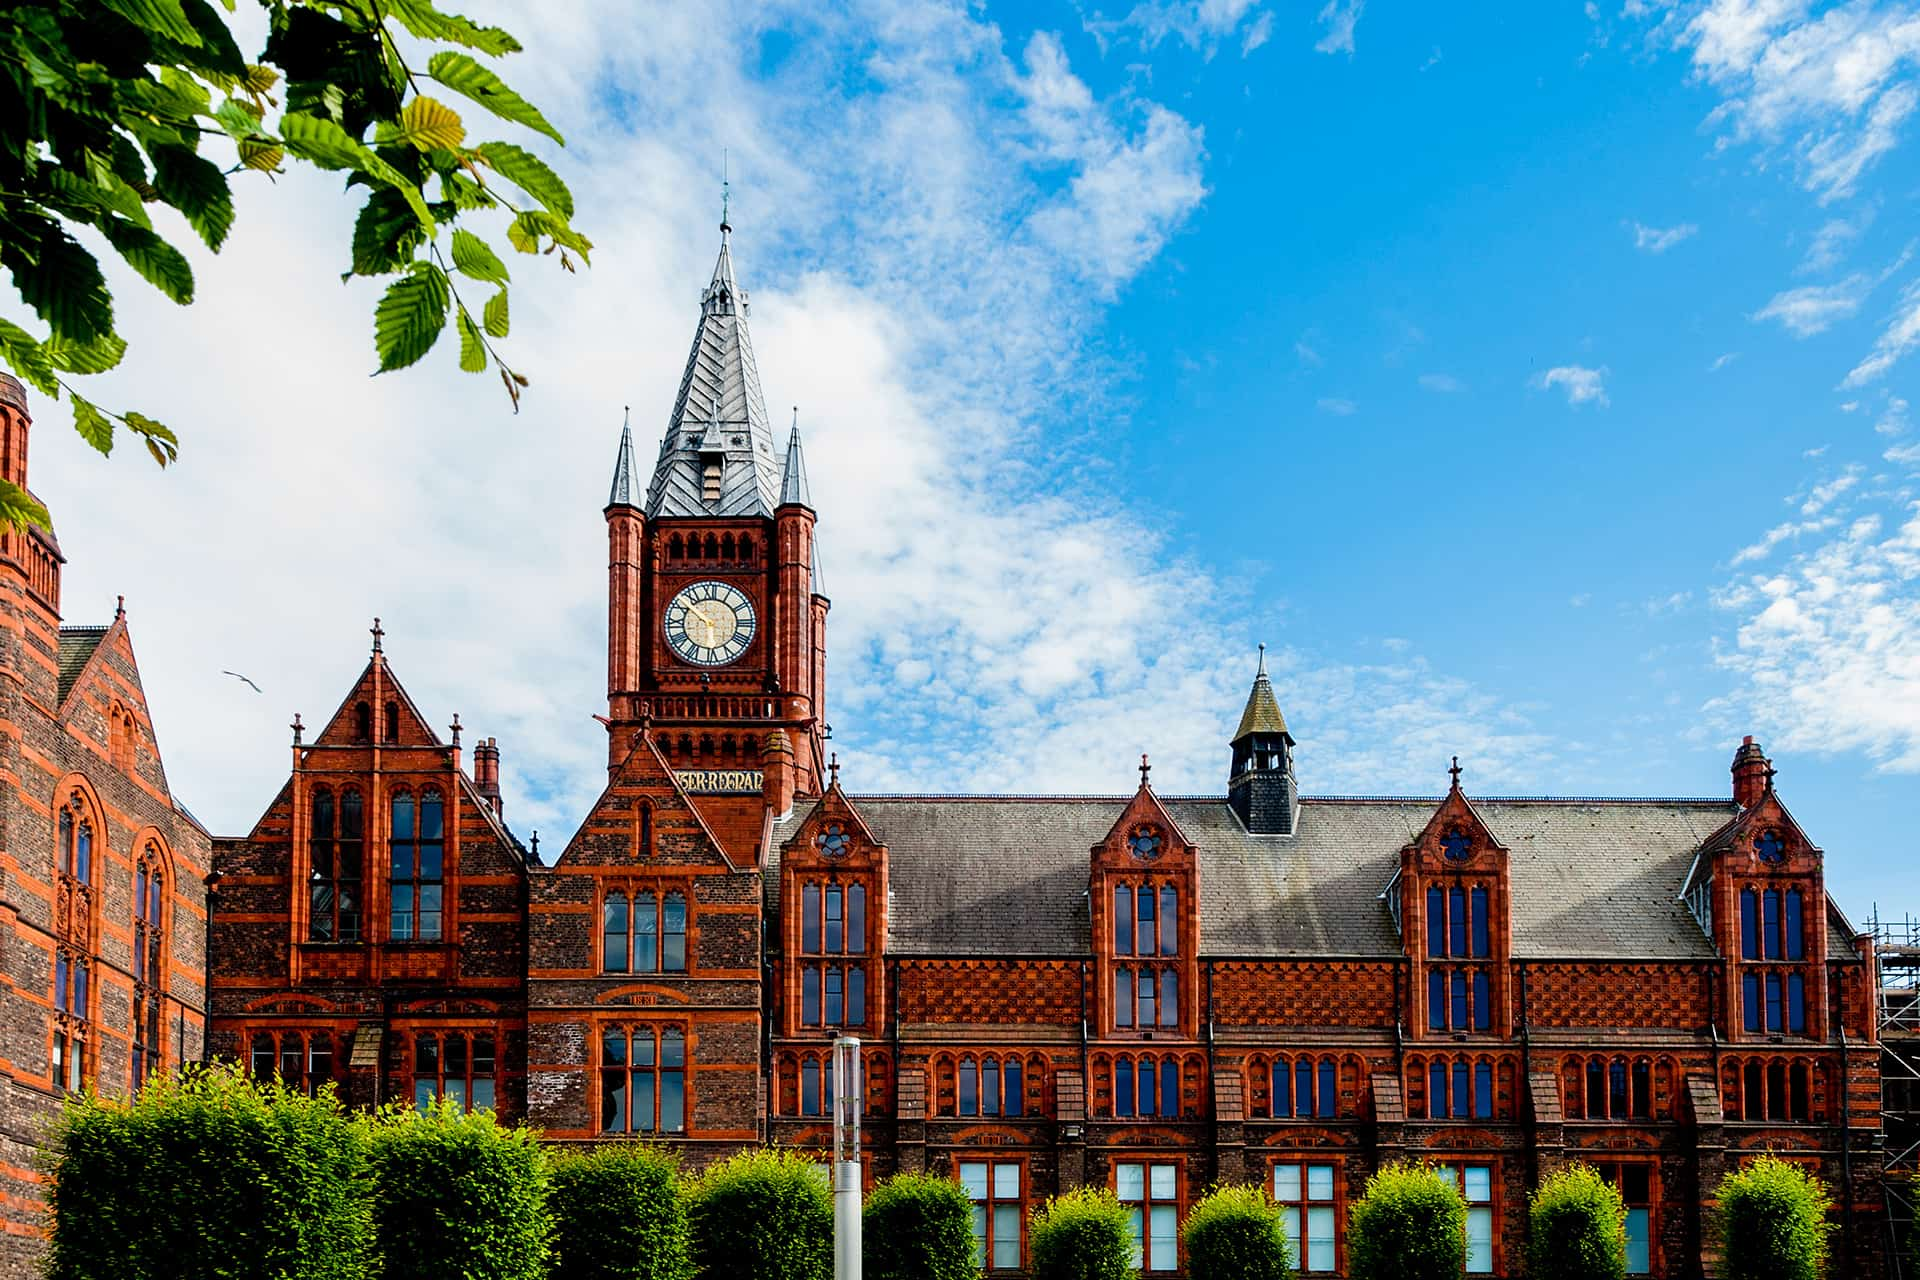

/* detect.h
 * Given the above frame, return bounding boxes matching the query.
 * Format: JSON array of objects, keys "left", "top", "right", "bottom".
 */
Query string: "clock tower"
[{"left": 604, "top": 217, "right": 829, "bottom": 844}]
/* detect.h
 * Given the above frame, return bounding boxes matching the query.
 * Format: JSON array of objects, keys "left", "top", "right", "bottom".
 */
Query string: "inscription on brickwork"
[{"left": 674, "top": 769, "right": 763, "bottom": 794}]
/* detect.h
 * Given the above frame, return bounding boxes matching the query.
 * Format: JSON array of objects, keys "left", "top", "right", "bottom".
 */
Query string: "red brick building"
[
  {"left": 0, "top": 373, "right": 211, "bottom": 1269},
  {"left": 197, "top": 222, "right": 1890, "bottom": 1278}
]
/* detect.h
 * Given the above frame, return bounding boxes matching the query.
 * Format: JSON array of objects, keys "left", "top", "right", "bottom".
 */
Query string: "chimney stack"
[
  {"left": 474, "top": 737, "right": 503, "bottom": 818},
  {"left": 761, "top": 731, "right": 795, "bottom": 817},
  {"left": 1731, "top": 736, "right": 1770, "bottom": 809}
]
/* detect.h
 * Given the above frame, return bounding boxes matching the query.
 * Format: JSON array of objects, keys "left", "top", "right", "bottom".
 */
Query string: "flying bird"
[{"left": 222, "top": 670, "right": 262, "bottom": 694}]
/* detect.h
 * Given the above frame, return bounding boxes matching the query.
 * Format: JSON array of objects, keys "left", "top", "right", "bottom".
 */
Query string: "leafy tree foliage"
[
  {"left": 0, "top": 0, "right": 590, "bottom": 526},
  {"left": 1527, "top": 1164, "right": 1627, "bottom": 1280},
  {"left": 369, "top": 1098, "right": 551, "bottom": 1280},
  {"left": 1180, "top": 1183, "right": 1294, "bottom": 1280},
  {"left": 547, "top": 1144, "right": 693, "bottom": 1280},
  {"left": 862, "top": 1172, "right": 976, "bottom": 1280},
  {"left": 1346, "top": 1162, "right": 1465, "bottom": 1280},
  {"left": 1027, "top": 1186, "right": 1137, "bottom": 1280},
  {"left": 45, "top": 1062, "right": 373, "bottom": 1280},
  {"left": 686, "top": 1148, "right": 833, "bottom": 1280},
  {"left": 1717, "top": 1154, "right": 1834, "bottom": 1280}
]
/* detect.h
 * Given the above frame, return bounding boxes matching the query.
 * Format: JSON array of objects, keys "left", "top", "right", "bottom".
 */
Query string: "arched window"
[
  {"left": 388, "top": 790, "right": 445, "bottom": 941},
  {"left": 603, "top": 891, "right": 630, "bottom": 972},
  {"left": 669, "top": 533, "right": 684, "bottom": 559},
  {"left": 131, "top": 844, "right": 166, "bottom": 1090},
  {"left": 739, "top": 534, "right": 754, "bottom": 561},
  {"left": 1114, "top": 884, "right": 1133, "bottom": 954},
  {"left": 662, "top": 892, "right": 687, "bottom": 971},
  {"left": 52, "top": 788, "right": 96, "bottom": 1093},
  {"left": 384, "top": 701, "right": 400, "bottom": 743},
  {"left": 308, "top": 788, "right": 365, "bottom": 942},
  {"left": 412, "top": 1031, "right": 497, "bottom": 1112},
  {"left": 353, "top": 701, "right": 372, "bottom": 741},
  {"left": 960, "top": 1058, "right": 979, "bottom": 1116}
]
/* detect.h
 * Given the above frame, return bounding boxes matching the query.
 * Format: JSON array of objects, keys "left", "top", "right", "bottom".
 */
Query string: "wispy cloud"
[
  {"left": 1753, "top": 272, "right": 1874, "bottom": 336},
  {"left": 1085, "top": 0, "right": 1268, "bottom": 53},
  {"left": 1315, "top": 0, "right": 1365, "bottom": 55},
  {"left": 1631, "top": 220, "right": 1699, "bottom": 252},
  {"left": 1418, "top": 372, "right": 1466, "bottom": 393},
  {"left": 1710, "top": 351, "right": 1742, "bottom": 371},
  {"left": 1843, "top": 277, "right": 1920, "bottom": 386},
  {"left": 1730, "top": 516, "right": 1841, "bottom": 566},
  {"left": 1533, "top": 364, "right": 1610, "bottom": 407},
  {"left": 1800, "top": 463, "right": 1865, "bottom": 514},
  {"left": 1295, "top": 337, "right": 1324, "bottom": 367},
  {"left": 1800, "top": 213, "right": 1868, "bottom": 274},
  {"left": 1878, "top": 394, "right": 1913, "bottom": 435},
  {"left": 1666, "top": 0, "right": 1920, "bottom": 203}
]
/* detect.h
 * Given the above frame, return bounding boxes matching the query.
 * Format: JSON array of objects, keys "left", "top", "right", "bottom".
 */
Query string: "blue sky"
[{"left": 28, "top": 1, "right": 1920, "bottom": 921}]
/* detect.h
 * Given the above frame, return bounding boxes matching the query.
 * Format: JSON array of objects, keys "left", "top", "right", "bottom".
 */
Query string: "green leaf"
[
  {"left": 279, "top": 112, "right": 368, "bottom": 170},
  {"left": 395, "top": 95, "right": 465, "bottom": 151},
  {"left": 450, "top": 228, "right": 508, "bottom": 285},
  {"left": 474, "top": 142, "right": 572, "bottom": 218},
  {"left": 123, "top": 412, "right": 179, "bottom": 466},
  {"left": 238, "top": 139, "right": 284, "bottom": 171},
  {"left": 373, "top": 262, "right": 450, "bottom": 372},
  {"left": 481, "top": 288, "right": 508, "bottom": 338},
  {"left": 149, "top": 145, "right": 234, "bottom": 250},
  {"left": 212, "top": 98, "right": 261, "bottom": 140},
  {"left": 0, "top": 321, "right": 58, "bottom": 396},
  {"left": 0, "top": 479, "right": 51, "bottom": 533},
  {"left": 350, "top": 189, "right": 427, "bottom": 275},
  {"left": 45, "top": 332, "right": 129, "bottom": 376},
  {"left": 382, "top": 0, "right": 522, "bottom": 56},
  {"left": 456, "top": 307, "right": 485, "bottom": 373},
  {"left": 69, "top": 394, "right": 114, "bottom": 456},
  {"left": 100, "top": 0, "right": 202, "bottom": 48},
  {"left": 427, "top": 53, "right": 561, "bottom": 145},
  {"left": 242, "top": 64, "right": 279, "bottom": 94},
  {"left": 3, "top": 221, "right": 114, "bottom": 345},
  {"left": 101, "top": 219, "right": 195, "bottom": 304}
]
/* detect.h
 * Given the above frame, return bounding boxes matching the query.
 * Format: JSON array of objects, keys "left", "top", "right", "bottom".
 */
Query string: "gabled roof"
[
  {"left": 644, "top": 225, "right": 784, "bottom": 518},
  {"left": 770, "top": 794, "right": 1744, "bottom": 960},
  {"left": 57, "top": 626, "right": 108, "bottom": 703}
]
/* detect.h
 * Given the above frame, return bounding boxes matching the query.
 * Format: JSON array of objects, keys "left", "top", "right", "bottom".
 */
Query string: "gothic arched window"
[
  {"left": 388, "top": 790, "right": 445, "bottom": 941},
  {"left": 132, "top": 844, "right": 167, "bottom": 1089},
  {"left": 309, "top": 787, "right": 364, "bottom": 942}
]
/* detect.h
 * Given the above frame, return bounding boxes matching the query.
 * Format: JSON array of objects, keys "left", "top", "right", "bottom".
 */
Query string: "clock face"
[{"left": 664, "top": 580, "right": 756, "bottom": 666}]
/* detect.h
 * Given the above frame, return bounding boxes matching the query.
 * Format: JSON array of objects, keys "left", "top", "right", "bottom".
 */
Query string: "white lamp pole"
[{"left": 832, "top": 1035, "right": 863, "bottom": 1280}]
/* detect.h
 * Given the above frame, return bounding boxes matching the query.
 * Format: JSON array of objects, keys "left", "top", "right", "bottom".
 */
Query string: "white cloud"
[
  {"left": 1631, "top": 220, "right": 1699, "bottom": 252},
  {"left": 1799, "top": 213, "right": 1868, "bottom": 273},
  {"left": 1419, "top": 373, "right": 1466, "bottom": 393},
  {"left": 1317, "top": 396, "right": 1358, "bottom": 415},
  {"left": 1422, "top": 47, "right": 1445, "bottom": 71},
  {"left": 1753, "top": 272, "right": 1873, "bottom": 335},
  {"left": 1085, "top": 0, "right": 1268, "bottom": 53},
  {"left": 1805, "top": 443, "right": 1830, "bottom": 457},
  {"left": 1315, "top": 0, "right": 1365, "bottom": 55},
  {"left": 1242, "top": 11, "right": 1275, "bottom": 53},
  {"left": 1710, "top": 351, "right": 1742, "bottom": 370},
  {"left": 1295, "top": 338, "right": 1324, "bottom": 366},
  {"left": 1843, "top": 277, "right": 1920, "bottom": 386},
  {"left": 37, "top": 1, "right": 1551, "bottom": 842},
  {"left": 1801, "top": 463, "right": 1865, "bottom": 514},
  {"left": 1534, "top": 364, "right": 1610, "bottom": 406},
  {"left": 1886, "top": 440, "right": 1920, "bottom": 465},
  {"left": 1878, "top": 394, "right": 1913, "bottom": 434},
  {"left": 1569, "top": 593, "right": 1593, "bottom": 607},
  {"left": 1669, "top": 0, "right": 1920, "bottom": 202}
]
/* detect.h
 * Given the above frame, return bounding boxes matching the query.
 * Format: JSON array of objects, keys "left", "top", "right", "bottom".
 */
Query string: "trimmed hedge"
[
  {"left": 370, "top": 1098, "right": 550, "bottom": 1280},
  {"left": 45, "top": 1063, "right": 372, "bottom": 1280},
  {"left": 548, "top": 1144, "right": 691, "bottom": 1280},
  {"left": 863, "top": 1172, "right": 976, "bottom": 1280},
  {"left": 1028, "top": 1186, "right": 1137, "bottom": 1280},
  {"left": 1718, "top": 1155, "right": 1834, "bottom": 1280},
  {"left": 687, "top": 1148, "right": 833, "bottom": 1280},
  {"left": 1181, "top": 1183, "right": 1293, "bottom": 1280},
  {"left": 1347, "top": 1162, "right": 1465, "bottom": 1280},
  {"left": 1527, "top": 1165, "right": 1626, "bottom": 1280}
]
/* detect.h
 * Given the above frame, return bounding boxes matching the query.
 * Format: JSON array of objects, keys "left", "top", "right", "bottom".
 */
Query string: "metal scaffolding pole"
[
  {"left": 833, "top": 1036, "right": 863, "bottom": 1280},
  {"left": 1870, "top": 906, "right": 1920, "bottom": 1279}
]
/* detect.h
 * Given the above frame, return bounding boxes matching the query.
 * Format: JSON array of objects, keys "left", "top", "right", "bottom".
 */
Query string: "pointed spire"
[
  {"left": 1232, "top": 645, "right": 1291, "bottom": 743},
  {"left": 780, "top": 408, "right": 812, "bottom": 508},
  {"left": 608, "top": 406, "right": 637, "bottom": 508}
]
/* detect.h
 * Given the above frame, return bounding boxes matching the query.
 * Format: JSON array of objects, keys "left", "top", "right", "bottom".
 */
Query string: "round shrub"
[
  {"left": 1028, "top": 1186, "right": 1136, "bottom": 1280},
  {"left": 1347, "top": 1162, "right": 1465, "bottom": 1280},
  {"left": 863, "top": 1172, "right": 975, "bottom": 1280},
  {"left": 45, "top": 1062, "right": 373, "bottom": 1280},
  {"left": 687, "top": 1148, "right": 832, "bottom": 1280},
  {"left": 1527, "top": 1165, "right": 1626, "bottom": 1280},
  {"left": 1718, "top": 1154, "right": 1834, "bottom": 1280},
  {"left": 1181, "top": 1183, "right": 1293, "bottom": 1280},
  {"left": 370, "top": 1098, "right": 550, "bottom": 1280},
  {"left": 548, "top": 1144, "right": 691, "bottom": 1280}
]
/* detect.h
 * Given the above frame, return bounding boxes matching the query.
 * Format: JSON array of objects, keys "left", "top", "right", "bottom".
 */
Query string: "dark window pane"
[
  {"left": 802, "top": 884, "right": 820, "bottom": 953},
  {"left": 1766, "top": 974, "right": 1784, "bottom": 1033},
  {"left": 1115, "top": 968, "right": 1133, "bottom": 1028},
  {"left": 1790, "top": 1064, "right": 1809, "bottom": 1120},
  {"left": 825, "top": 968, "right": 843, "bottom": 1025},
  {"left": 848, "top": 883, "right": 866, "bottom": 953},
  {"left": 1159, "top": 885, "right": 1177, "bottom": 956},
  {"left": 1137, "top": 887, "right": 1155, "bottom": 957},
  {"left": 1138, "top": 1057, "right": 1155, "bottom": 1117},
  {"left": 1160, "top": 1060, "right": 1179, "bottom": 1118},
  {"left": 418, "top": 843, "right": 442, "bottom": 882},
  {"left": 848, "top": 966, "right": 866, "bottom": 1026},
  {"left": 1272, "top": 1062, "right": 1291, "bottom": 1117},
  {"left": 1470, "top": 887, "right": 1490, "bottom": 958},
  {"left": 802, "top": 967, "right": 821, "bottom": 1025},
  {"left": 1451, "top": 971, "right": 1468, "bottom": 1029},
  {"left": 1745, "top": 1062, "right": 1763, "bottom": 1119},
  {"left": 1430, "top": 1062, "right": 1448, "bottom": 1119},
  {"left": 1138, "top": 968, "right": 1155, "bottom": 1027},
  {"left": 1449, "top": 887, "right": 1467, "bottom": 957},
  {"left": 1472, "top": 971, "right": 1490, "bottom": 1031},
  {"left": 1005, "top": 1061, "right": 1023, "bottom": 1116},
  {"left": 420, "top": 792, "right": 443, "bottom": 840},
  {"left": 1587, "top": 1059, "right": 1606, "bottom": 1117},
  {"left": 1632, "top": 1061, "right": 1652, "bottom": 1118},
  {"left": 1785, "top": 890, "right": 1803, "bottom": 960},
  {"left": 391, "top": 793, "right": 414, "bottom": 841},
  {"left": 1114, "top": 885, "right": 1133, "bottom": 955},
  {"left": 1453, "top": 1062, "right": 1471, "bottom": 1118},
  {"left": 1474, "top": 1062, "right": 1493, "bottom": 1118},
  {"left": 1427, "top": 887, "right": 1445, "bottom": 958},
  {"left": 1740, "top": 889, "right": 1759, "bottom": 960},
  {"left": 1115, "top": 1059, "right": 1134, "bottom": 1116},
  {"left": 1763, "top": 891, "right": 1781, "bottom": 960},
  {"left": 663, "top": 894, "right": 686, "bottom": 972},
  {"left": 1296, "top": 1058, "right": 1313, "bottom": 1117},
  {"left": 661, "top": 1068, "right": 684, "bottom": 1132},
  {"left": 1428, "top": 970, "right": 1446, "bottom": 1030},
  {"left": 1767, "top": 1062, "right": 1787, "bottom": 1120},
  {"left": 825, "top": 886, "right": 843, "bottom": 953},
  {"left": 415, "top": 1034, "right": 439, "bottom": 1075},
  {"left": 604, "top": 893, "right": 629, "bottom": 972},
  {"left": 983, "top": 1060, "right": 1000, "bottom": 1116},
  {"left": 803, "top": 1060, "right": 820, "bottom": 1116},
  {"left": 1610, "top": 1061, "right": 1629, "bottom": 1119},
  {"left": 1787, "top": 973, "right": 1805, "bottom": 1033},
  {"left": 1317, "top": 1060, "right": 1336, "bottom": 1118},
  {"left": 1743, "top": 973, "right": 1762, "bottom": 1032},
  {"left": 634, "top": 1069, "right": 655, "bottom": 1132},
  {"left": 635, "top": 893, "right": 657, "bottom": 971},
  {"left": 1159, "top": 969, "right": 1178, "bottom": 1027}
]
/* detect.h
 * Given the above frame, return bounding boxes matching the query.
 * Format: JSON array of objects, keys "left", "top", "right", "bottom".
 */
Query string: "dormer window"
[
  {"left": 1127, "top": 825, "right": 1162, "bottom": 860},
  {"left": 1441, "top": 828, "right": 1473, "bottom": 862},
  {"left": 1755, "top": 830, "right": 1786, "bottom": 864}
]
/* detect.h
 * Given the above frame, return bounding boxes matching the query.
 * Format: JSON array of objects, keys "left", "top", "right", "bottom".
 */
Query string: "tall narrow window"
[
  {"left": 1474, "top": 1062, "right": 1493, "bottom": 1118},
  {"left": 1115, "top": 968, "right": 1134, "bottom": 1028},
  {"left": 1740, "top": 888, "right": 1760, "bottom": 959},
  {"left": 825, "top": 968, "right": 844, "bottom": 1024},
  {"left": 1297, "top": 1059, "right": 1315, "bottom": 1117},
  {"left": 383, "top": 700, "right": 399, "bottom": 742},
  {"left": 635, "top": 891, "right": 658, "bottom": 971},
  {"left": 847, "top": 883, "right": 866, "bottom": 952},
  {"left": 960, "top": 1058, "right": 979, "bottom": 1116},
  {"left": 1449, "top": 887, "right": 1467, "bottom": 956},
  {"left": 1472, "top": 971, "right": 1490, "bottom": 1031},
  {"left": 847, "top": 966, "right": 867, "bottom": 1026},
  {"left": 803, "top": 884, "right": 822, "bottom": 953},
  {"left": 1435, "top": 1165, "right": 1495, "bottom": 1274},
  {"left": 131, "top": 847, "right": 165, "bottom": 1090},
  {"left": 825, "top": 887, "right": 844, "bottom": 952},
  {"left": 1470, "top": 887, "right": 1489, "bottom": 957},
  {"left": 1136, "top": 886, "right": 1155, "bottom": 956},
  {"left": 1743, "top": 973, "right": 1762, "bottom": 1032},
  {"left": 603, "top": 892, "right": 630, "bottom": 972},
  {"left": 601, "top": 1026, "right": 686, "bottom": 1134},
  {"left": 1115, "top": 1058, "right": 1134, "bottom": 1116},
  {"left": 1116, "top": 1162, "right": 1180, "bottom": 1273},
  {"left": 802, "top": 967, "right": 821, "bottom": 1025},
  {"left": 353, "top": 701, "right": 371, "bottom": 740},
  {"left": 662, "top": 892, "right": 687, "bottom": 971},
  {"left": 1784, "top": 889, "right": 1804, "bottom": 960},
  {"left": 1318, "top": 1059, "right": 1337, "bottom": 1118},
  {"left": 1273, "top": 1163, "right": 1338, "bottom": 1273},
  {"left": 1430, "top": 1061, "right": 1449, "bottom": 1118},
  {"left": 311, "top": 788, "right": 367, "bottom": 941},
  {"left": 1598, "top": 1164, "right": 1653, "bottom": 1275},
  {"left": 1427, "top": 887, "right": 1445, "bottom": 957},
  {"left": 1271, "top": 1061, "right": 1293, "bottom": 1117},
  {"left": 388, "top": 791, "right": 445, "bottom": 941},
  {"left": 960, "top": 1160, "right": 1025, "bottom": 1271},
  {"left": 1763, "top": 890, "right": 1781, "bottom": 960},
  {"left": 1158, "top": 969, "right": 1178, "bottom": 1027},
  {"left": 1114, "top": 885, "right": 1133, "bottom": 955},
  {"left": 1137, "top": 966, "right": 1156, "bottom": 1027},
  {"left": 1428, "top": 970, "right": 1446, "bottom": 1030},
  {"left": 1159, "top": 1060, "right": 1179, "bottom": 1118},
  {"left": 1158, "top": 885, "right": 1177, "bottom": 956}
]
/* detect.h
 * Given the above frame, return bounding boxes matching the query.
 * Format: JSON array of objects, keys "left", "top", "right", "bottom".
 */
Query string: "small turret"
[{"left": 1228, "top": 646, "right": 1298, "bottom": 835}]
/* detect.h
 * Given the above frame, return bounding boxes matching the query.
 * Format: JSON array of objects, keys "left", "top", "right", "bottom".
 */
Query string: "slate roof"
[
  {"left": 1232, "top": 661, "right": 1290, "bottom": 741},
  {"left": 644, "top": 226, "right": 787, "bottom": 519},
  {"left": 767, "top": 793, "right": 1809, "bottom": 962},
  {"left": 56, "top": 626, "right": 107, "bottom": 703},
  {"left": 608, "top": 416, "right": 637, "bottom": 507}
]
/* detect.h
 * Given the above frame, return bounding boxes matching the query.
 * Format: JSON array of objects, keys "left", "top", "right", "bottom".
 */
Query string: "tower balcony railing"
[{"left": 648, "top": 694, "right": 779, "bottom": 722}]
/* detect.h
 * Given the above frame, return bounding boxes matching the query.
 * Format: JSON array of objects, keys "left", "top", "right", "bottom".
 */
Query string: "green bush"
[
  {"left": 1181, "top": 1183, "right": 1294, "bottom": 1280},
  {"left": 863, "top": 1172, "right": 976, "bottom": 1280},
  {"left": 370, "top": 1098, "right": 550, "bottom": 1280},
  {"left": 1028, "top": 1186, "right": 1137, "bottom": 1280},
  {"left": 548, "top": 1144, "right": 691, "bottom": 1280},
  {"left": 687, "top": 1148, "right": 833, "bottom": 1280},
  {"left": 1718, "top": 1155, "right": 1835, "bottom": 1280},
  {"left": 1527, "top": 1165, "right": 1626, "bottom": 1280},
  {"left": 1347, "top": 1162, "right": 1465, "bottom": 1280},
  {"left": 45, "top": 1062, "right": 372, "bottom": 1280}
]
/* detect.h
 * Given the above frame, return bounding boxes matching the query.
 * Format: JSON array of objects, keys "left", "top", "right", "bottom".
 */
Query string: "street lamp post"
[{"left": 832, "top": 1035, "right": 863, "bottom": 1280}]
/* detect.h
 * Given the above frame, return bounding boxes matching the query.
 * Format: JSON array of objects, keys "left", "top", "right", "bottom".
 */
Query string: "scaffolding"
[{"left": 1872, "top": 906, "right": 1920, "bottom": 1279}]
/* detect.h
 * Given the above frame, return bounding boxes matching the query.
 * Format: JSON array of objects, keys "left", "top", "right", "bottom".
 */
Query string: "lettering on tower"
[{"left": 674, "top": 768, "right": 764, "bottom": 794}]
